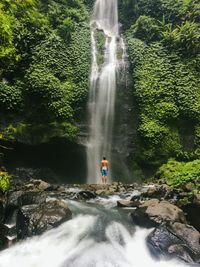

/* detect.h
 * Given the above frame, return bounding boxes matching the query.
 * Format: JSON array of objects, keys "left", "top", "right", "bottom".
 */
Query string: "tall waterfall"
[{"left": 87, "top": 0, "right": 125, "bottom": 183}]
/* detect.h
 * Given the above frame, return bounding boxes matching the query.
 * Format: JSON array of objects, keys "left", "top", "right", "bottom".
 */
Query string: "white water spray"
[
  {"left": 0, "top": 201, "right": 188, "bottom": 267},
  {"left": 87, "top": 0, "right": 125, "bottom": 183}
]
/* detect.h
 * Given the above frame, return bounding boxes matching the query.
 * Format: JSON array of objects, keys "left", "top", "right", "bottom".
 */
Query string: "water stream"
[
  {"left": 87, "top": 0, "right": 126, "bottom": 183},
  {"left": 0, "top": 198, "right": 188, "bottom": 267}
]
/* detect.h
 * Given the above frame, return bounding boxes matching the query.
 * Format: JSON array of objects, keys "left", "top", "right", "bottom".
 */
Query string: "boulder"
[
  {"left": 17, "top": 191, "right": 47, "bottom": 206},
  {"left": 25, "top": 179, "right": 52, "bottom": 191},
  {"left": 141, "top": 184, "right": 174, "bottom": 199},
  {"left": 147, "top": 223, "right": 200, "bottom": 264},
  {"left": 16, "top": 199, "right": 72, "bottom": 239},
  {"left": 145, "top": 200, "right": 186, "bottom": 224},
  {"left": 139, "top": 199, "right": 159, "bottom": 208},
  {"left": 131, "top": 200, "right": 186, "bottom": 228},
  {"left": 130, "top": 208, "right": 158, "bottom": 228},
  {"left": 117, "top": 199, "right": 140, "bottom": 208},
  {"left": 74, "top": 191, "right": 96, "bottom": 200}
]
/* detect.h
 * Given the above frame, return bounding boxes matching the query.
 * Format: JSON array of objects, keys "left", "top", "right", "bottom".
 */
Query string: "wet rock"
[
  {"left": 117, "top": 199, "right": 140, "bottom": 208},
  {"left": 14, "top": 191, "right": 47, "bottom": 207},
  {"left": 139, "top": 199, "right": 159, "bottom": 208},
  {"left": 73, "top": 190, "right": 96, "bottom": 200},
  {"left": 96, "top": 190, "right": 105, "bottom": 196},
  {"left": 147, "top": 223, "right": 200, "bottom": 264},
  {"left": 131, "top": 200, "right": 186, "bottom": 228},
  {"left": 145, "top": 200, "right": 186, "bottom": 224},
  {"left": 17, "top": 199, "right": 72, "bottom": 239},
  {"left": 131, "top": 208, "right": 158, "bottom": 228}
]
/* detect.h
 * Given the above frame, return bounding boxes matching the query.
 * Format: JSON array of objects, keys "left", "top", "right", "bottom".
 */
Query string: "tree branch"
[{"left": 0, "top": 144, "right": 13, "bottom": 150}]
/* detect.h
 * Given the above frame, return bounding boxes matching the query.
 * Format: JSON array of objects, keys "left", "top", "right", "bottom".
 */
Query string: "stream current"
[{"left": 0, "top": 196, "right": 188, "bottom": 267}]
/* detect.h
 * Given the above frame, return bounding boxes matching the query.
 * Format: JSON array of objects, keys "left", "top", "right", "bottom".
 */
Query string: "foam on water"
[{"left": 0, "top": 204, "right": 188, "bottom": 267}]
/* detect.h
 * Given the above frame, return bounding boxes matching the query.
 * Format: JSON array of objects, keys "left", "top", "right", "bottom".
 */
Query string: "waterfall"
[{"left": 87, "top": 0, "right": 125, "bottom": 184}]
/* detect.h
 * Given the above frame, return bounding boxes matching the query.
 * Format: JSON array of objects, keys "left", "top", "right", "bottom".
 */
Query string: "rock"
[
  {"left": 147, "top": 223, "right": 200, "bottom": 264},
  {"left": 139, "top": 199, "right": 159, "bottom": 208},
  {"left": 145, "top": 200, "right": 186, "bottom": 224},
  {"left": 193, "top": 194, "right": 200, "bottom": 205},
  {"left": 96, "top": 190, "right": 105, "bottom": 196},
  {"left": 131, "top": 208, "right": 158, "bottom": 228},
  {"left": 142, "top": 184, "right": 174, "bottom": 200},
  {"left": 17, "top": 191, "right": 47, "bottom": 206},
  {"left": 182, "top": 204, "right": 200, "bottom": 232},
  {"left": 74, "top": 190, "right": 96, "bottom": 200},
  {"left": 184, "top": 182, "right": 195, "bottom": 192},
  {"left": 168, "top": 244, "right": 195, "bottom": 263},
  {"left": 17, "top": 199, "right": 72, "bottom": 239},
  {"left": 29, "top": 179, "right": 51, "bottom": 191},
  {"left": 131, "top": 200, "right": 186, "bottom": 228},
  {"left": 117, "top": 199, "right": 140, "bottom": 208},
  {"left": 171, "top": 222, "right": 200, "bottom": 253}
]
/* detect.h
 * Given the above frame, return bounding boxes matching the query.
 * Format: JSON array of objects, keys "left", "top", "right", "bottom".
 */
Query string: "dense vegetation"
[
  {"left": 0, "top": 0, "right": 91, "bottom": 143},
  {"left": 119, "top": 0, "right": 200, "bottom": 178},
  {"left": 0, "top": 0, "right": 199, "bottom": 184},
  {"left": 156, "top": 158, "right": 200, "bottom": 191}
]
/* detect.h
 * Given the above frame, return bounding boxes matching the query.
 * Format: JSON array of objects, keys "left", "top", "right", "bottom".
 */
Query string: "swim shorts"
[{"left": 102, "top": 169, "right": 108, "bottom": 176}]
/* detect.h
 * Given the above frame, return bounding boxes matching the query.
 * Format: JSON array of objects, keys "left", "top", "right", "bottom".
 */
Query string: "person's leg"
[{"left": 104, "top": 175, "right": 107, "bottom": 184}]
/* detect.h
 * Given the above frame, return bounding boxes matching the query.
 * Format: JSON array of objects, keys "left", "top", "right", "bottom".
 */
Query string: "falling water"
[{"left": 87, "top": 0, "right": 125, "bottom": 183}]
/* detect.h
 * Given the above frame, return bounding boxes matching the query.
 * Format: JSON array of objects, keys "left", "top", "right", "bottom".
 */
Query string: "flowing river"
[
  {"left": 87, "top": 0, "right": 126, "bottom": 183},
  {"left": 0, "top": 197, "right": 189, "bottom": 267}
]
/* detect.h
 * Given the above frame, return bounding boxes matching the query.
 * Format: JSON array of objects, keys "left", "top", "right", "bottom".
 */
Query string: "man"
[{"left": 101, "top": 156, "right": 109, "bottom": 184}]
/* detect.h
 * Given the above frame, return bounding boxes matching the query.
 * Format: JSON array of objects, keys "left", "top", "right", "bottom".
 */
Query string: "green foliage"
[
  {"left": 0, "top": 4, "right": 16, "bottom": 68},
  {"left": 94, "top": 30, "right": 106, "bottom": 65},
  {"left": 127, "top": 38, "right": 200, "bottom": 165},
  {"left": 0, "top": 0, "right": 90, "bottom": 143},
  {"left": 67, "top": 24, "right": 91, "bottom": 111},
  {"left": 130, "top": 15, "right": 162, "bottom": 43},
  {"left": 137, "top": 0, "right": 186, "bottom": 23},
  {"left": 0, "top": 171, "right": 11, "bottom": 192},
  {"left": 1, "top": 122, "right": 77, "bottom": 144},
  {"left": 163, "top": 21, "right": 200, "bottom": 55},
  {"left": 0, "top": 82, "right": 23, "bottom": 112},
  {"left": 157, "top": 159, "right": 200, "bottom": 188}
]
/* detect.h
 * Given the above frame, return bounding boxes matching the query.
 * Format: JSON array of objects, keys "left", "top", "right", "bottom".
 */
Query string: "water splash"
[
  {"left": 87, "top": 0, "right": 126, "bottom": 184},
  {"left": 0, "top": 212, "right": 188, "bottom": 267}
]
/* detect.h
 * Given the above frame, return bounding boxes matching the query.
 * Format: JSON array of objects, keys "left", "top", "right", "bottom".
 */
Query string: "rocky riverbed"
[{"left": 0, "top": 174, "right": 200, "bottom": 265}]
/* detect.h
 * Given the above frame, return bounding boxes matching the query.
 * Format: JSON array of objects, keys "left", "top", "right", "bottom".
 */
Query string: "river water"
[{"left": 0, "top": 197, "right": 188, "bottom": 267}]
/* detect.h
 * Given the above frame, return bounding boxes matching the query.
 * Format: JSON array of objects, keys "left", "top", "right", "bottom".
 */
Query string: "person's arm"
[{"left": 106, "top": 161, "right": 109, "bottom": 171}]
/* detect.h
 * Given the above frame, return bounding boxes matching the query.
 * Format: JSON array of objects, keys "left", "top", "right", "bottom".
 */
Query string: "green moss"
[{"left": 0, "top": 171, "right": 11, "bottom": 193}]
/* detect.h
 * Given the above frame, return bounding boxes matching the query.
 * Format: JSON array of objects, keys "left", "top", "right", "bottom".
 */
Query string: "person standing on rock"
[{"left": 101, "top": 157, "right": 109, "bottom": 184}]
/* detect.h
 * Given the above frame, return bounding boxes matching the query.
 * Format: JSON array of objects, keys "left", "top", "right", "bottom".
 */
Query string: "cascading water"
[
  {"left": 0, "top": 199, "right": 189, "bottom": 267},
  {"left": 87, "top": 0, "right": 126, "bottom": 183}
]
